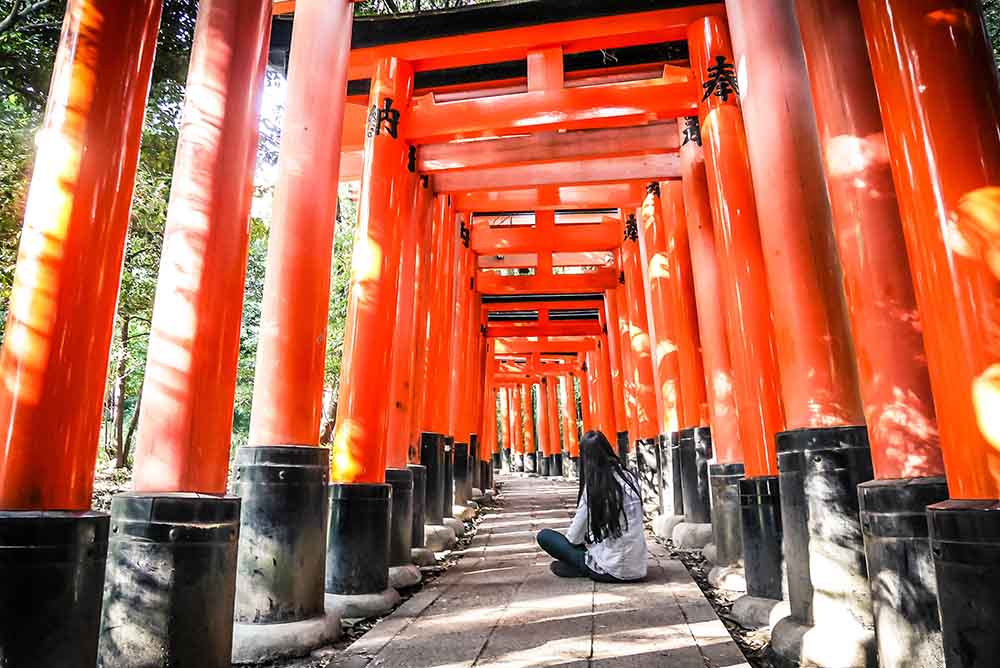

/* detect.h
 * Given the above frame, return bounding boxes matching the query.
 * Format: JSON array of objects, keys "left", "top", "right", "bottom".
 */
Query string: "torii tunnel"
[{"left": 0, "top": 0, "right": 999, "bottom": 667}]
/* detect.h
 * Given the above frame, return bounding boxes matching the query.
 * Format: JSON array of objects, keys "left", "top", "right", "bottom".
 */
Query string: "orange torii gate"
[{"left": 1, "top": 1, "right": 996, "bottom": 667}]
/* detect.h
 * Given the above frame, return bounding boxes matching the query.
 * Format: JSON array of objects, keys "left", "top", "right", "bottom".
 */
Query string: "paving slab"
[{"left": 329, "top": 475, "right": 750, "bottom": 668}]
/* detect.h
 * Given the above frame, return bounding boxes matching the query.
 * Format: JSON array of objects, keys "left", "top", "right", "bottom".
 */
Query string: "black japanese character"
[
  {"left": 408, "top": 145, "right": 417, "bottom": 172},
  {"left": 682, "top": 116, "right": 702, "bottom": 147},
  {"left": 624, "top": 214, "right": 639, "bottom": 242},
  {"left": 460, "top": 221, "right": 471, "bottom": 248},
  {"left": 366, "top": 97, "right": 400, "bottom": 139},
  {"left": 702, "top": 56, "right": 738, "bottom": 102}
]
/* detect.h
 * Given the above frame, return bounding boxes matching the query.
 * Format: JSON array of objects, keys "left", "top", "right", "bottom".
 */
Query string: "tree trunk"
[
  {"left": 319, "top": 383, "right": 337, "bottom": 445},
  {"left": 123, "top": 380, "right": 143, "bottom": 466},
  {"left": 113, "top": 317, "right": 129, "bottom": 468}
]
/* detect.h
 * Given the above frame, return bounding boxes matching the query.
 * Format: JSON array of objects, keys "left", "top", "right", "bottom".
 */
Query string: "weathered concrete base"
[
  {"left": 388, "top": 564, "right": 422, "bottom": 590},
  {"left": 410, "top": 547, "right": 436, "bottom": 567},
  {"left": 325, "top": 587, "right": 401, "bottom": 621},
  {"left": 424, "top": 524, "right": 457, "bottom": 551},
  {"left": 672, "top": 522, "right": 714, "bottom": 550},
  {"left": 771, "top": 617, "right": 877, "bottom": 668},
  {"left": 453, "top": 504, "right": 476, "bottom": 522},
  {"left": 652, "top": 513, "right": 685, "bottom": 540},
  {"left": 443, "top": 517, "right": 466, "bottom": 538},
  {"left": 231, "top": 612, "right": 342, "bottom": 665},
  {"left": 730, "top": 595, "right": 789, "bottom": 630},
  {"left": 703, "top": 542, "right": 718, "bottom": 564},
  {"left": 707, "top": 564, "right": 747, "bottom": 593}
]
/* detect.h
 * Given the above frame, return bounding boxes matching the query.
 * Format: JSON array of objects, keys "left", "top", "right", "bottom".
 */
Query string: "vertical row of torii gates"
[{"left": 0, "top": 0, "right": 998, "bottom": 667}]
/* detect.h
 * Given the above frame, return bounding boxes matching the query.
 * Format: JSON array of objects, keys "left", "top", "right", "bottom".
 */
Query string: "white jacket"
[{"left": 565, "top": 473, "right": 648, "bottom": 581}]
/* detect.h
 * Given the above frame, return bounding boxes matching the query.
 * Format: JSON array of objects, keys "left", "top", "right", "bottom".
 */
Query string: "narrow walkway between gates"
[{"left": 328, "top": 476, "right": 750, "bottom": 668}]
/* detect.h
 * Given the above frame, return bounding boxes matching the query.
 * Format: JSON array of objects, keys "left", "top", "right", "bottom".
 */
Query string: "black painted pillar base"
[
  {"left": 635, "top": 437, "right": 659, "bottom": 510},
  {"left": 709, "top": 463, "right": 745, "bottom": 567},
  {"left": 234, "top": 446, "right": 329, "bottom": 623},
  {"left": 419, "top": 432, "right": 444, "bottom": 525},
  {"left": 408, "top": 464, "right": 427, "bottom": 549},
  {"left": 538, "top": 453, "right": 550, "bottom": 476},
  {"left": 385, "top": 468, "right": 414, "bottom": 566},
  {"left": 524, "top": 451, "right": 536, "bottom": 474},
  {"left": 325, "top": 483, "right": 391, "bottom": 595},
  {"left": 0, "top": 511, "right": 108, "bottom": 668},
  {"left": 740, "top": 475, "right": 784, "bottom": 601},
  {"left": 671, "top": 432, "right": 685, "bottom": 516},
  {"left": 551, "top": 453, "right": 563, "bottom": 476},
  {"left": 469, "top": 437, "right": 480, "bottom": 491},
  {"left": 616, "top": 431, "right": 629, "bottom": 464},
  {"left": 98, "top": 494, "right": 241, "bottom": 668},
  {"left": 772, "top": 425, "right": 876, "bottom": 668},
  {"left": 928, "top": 498, "right": 1000, "bottom": 668},
  {"left": 443, "top": 437, "right": 455, "bottom": 517},
  {"left": 454, "top": 442, "right": 471, "bottom": 506},
  {"left": 501, "top": 446, "right": 511, "bottom": 472},
  {"left": 679, "top": 427, "right": 713, "bottom": 524},
  {"left": 860, "top": 477, "right": 948, "bottom": 668},
  {"left": 491, "top": 452, "right": 500, "bottom": 471}
]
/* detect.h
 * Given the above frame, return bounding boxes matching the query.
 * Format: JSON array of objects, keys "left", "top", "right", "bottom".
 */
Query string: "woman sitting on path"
[{"left": 536, "top": 430, "right": 648, "bottom": 582}]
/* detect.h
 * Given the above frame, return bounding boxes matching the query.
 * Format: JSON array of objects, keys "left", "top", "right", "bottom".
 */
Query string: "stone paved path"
[{"left": 329, "top": 475, "right": 750, "bottom": 668}]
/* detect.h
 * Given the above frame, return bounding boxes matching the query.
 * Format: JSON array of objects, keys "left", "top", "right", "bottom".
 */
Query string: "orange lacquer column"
[
  {"left": 678, "top": 125, "right": 742, "bottom": 464},
  {"left": 406, "top": 181, "right": 435, "bottom": 451},
  {"left": 0, "top": 0, "right": 162, "bottom": 510},
  {"left": 795, "top": 0, "right": 942, "bottom": 480},
  {"left": 622, "top": 217, "right": 661, "bottom": 442},
  {"left": 415, "top": 194, "right": 449, "bottom": 435},
  {"left": 537, "top": 380, "right": 552, "bottom": 456},
  {"left": 132, "top": 0, "right": 272, "bottom": 493},
  {"left": 688, "top": 17, "right": 785, "bottom": 477},
  {"left": 613, "top": 285, "right": 639, "bottom": 440},
  {"left": 860, "top": 0, "right": 1000, "bottom": 499},
  {"left": 385, "top": 171, "right": 423, "bottom": 470},
  {"left": 577, "top": 370, "right": 593, "bottom": 433},
  {"left": 638, "top": 186, "right": 683, "bottom": 436},
  {"left": 561, "top": 376, "right": 581, "bottom": 457},
  {"left": 659, "top": 183, "right": 709, "bottom": 430},
  {"left": 546, "top": 377, "right": 562, "bottom": 455},
  {"left": 511, "top": 385, "right": 524, "bottom": 455},
  {"left": 331, "top": 58, "right": 414, "bottom": 484},
  {"left": 726, "top": 0, "right": 864, "bottom": 431},
  {"left": 248, "top": 0, "right": 353, "bottom": 449},
  {"left": 603, "top": 290, "right": 629, "bottom": 435},
  {"left": 525, "top": 385, "right": 537, "bottom": 453}
]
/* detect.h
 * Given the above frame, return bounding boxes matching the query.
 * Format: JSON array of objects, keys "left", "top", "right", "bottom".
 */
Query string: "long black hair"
[{"left": 578, "top": 430, "right": 641, "bottom": 543}]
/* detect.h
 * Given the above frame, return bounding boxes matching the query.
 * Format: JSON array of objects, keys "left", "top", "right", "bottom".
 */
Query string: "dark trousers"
[{"left": 536, "top": 528, "right": 624, "bottom": 583}]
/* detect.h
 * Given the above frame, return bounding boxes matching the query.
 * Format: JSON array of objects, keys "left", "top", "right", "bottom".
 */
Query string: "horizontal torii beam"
[
  {"left": 477, "top": 267, "right": 619, "bottom": 295},
  {"left": 405, "top": 66, "right": 697, "bottom": 145},
  {"left": 477, "top": 252, "right": 614, "bottom": 269},
  {"left": 486, "top": 321, "right": 604, "bottom": 338},
  {"left": 493, "top": 337, "right": 599, "bottom": 355},
  {"left": 452, "top": 182, "right": 649, "bottom": 212},
  {"left": 472, "top": 216, "right": 621, "bottom": 254},
  {"left": 432, "top": 153, "right": 679, "bottom": 191},
  {"left": 418, "top": 122, "right": 679, "bottom": 173}
]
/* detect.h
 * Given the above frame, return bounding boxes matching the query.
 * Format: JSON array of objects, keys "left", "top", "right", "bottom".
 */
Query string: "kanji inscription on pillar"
[
  {"left": 702, "top": 56, "right": 738, "bottom": 102},
  {"left": 682, "top": 116, "right": 703, "bottom": 146},
  {"left": 624, "top": 213, "right": 639, "bottom": 242},
  {"left": 366, "top": 97, "right": 400, "bottom": 138}
]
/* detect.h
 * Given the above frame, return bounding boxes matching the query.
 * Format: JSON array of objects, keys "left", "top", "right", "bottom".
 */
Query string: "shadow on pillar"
[
  {"left": 231, "top": 446, "right": 338, "bottom": 664},
  {"left": 928, "top": 497, "right": 1000, "bottom": 668},
  {"left": 454, "top": 442, "right": 471, "bottom": 506},
  {"left": 551, "top": 453, "right": 563, "bottom": 477},
  {"left": 98, "top": 494, "right": 241, "bottom": 668},
  {"left": 469, "top": 437, "right": 480, "bottom": 491},
  {"left": 860, "top": 477, "right": 947, "bottom": 668},
  {"left": 523, "top": 451, "right": 535, "bottom": 474},
  {"left": 324, "top": 482, "right": 399, "bottom": 618},
  {"left": 709, "top": 463, "right": 745, "bottom": 567},
  {"left": 0, "top": 510, "right": 108, "bottom": 668},
  {"left": 443, "top": 437, "right": 454, "bottom": 517},
  {"left": 408, "top": 464, "right": 427, "bottom": 550},
  {"left": 419, "top": 433, "right": 444, "bottom": 525},
  {"left": 616, "top": 431, "right": 629, "bottom": 465},
  {"left": 635, "top": 437, "right": 660, "bottom": 512},
  {"left": 771, "top": 426, "right": 877, "bottom": 668}
]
